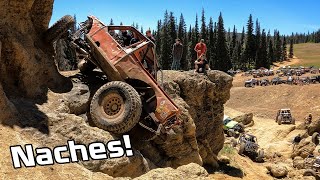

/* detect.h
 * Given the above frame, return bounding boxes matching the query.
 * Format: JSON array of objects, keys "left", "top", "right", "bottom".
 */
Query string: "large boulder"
[
  {"left": 134, "top": 163, "right": 209, "bottom": 180},
  {"left": 266, "top": 163, "right": 288, "bottom": 178},
  {"left": 232, "top": 113, "right": 253, "bottom": 126},
  {"left": 291, "top": 137, "right": 316, "bottom": 159},
  {"left": 307, "top": 117, "right": 320, "bottom": 135},
  {"left": 62, "top": 83, "right": 90, "bottom": 115},
  {"left": 293, "top": 156, "right": 305, "bottom": 169}
]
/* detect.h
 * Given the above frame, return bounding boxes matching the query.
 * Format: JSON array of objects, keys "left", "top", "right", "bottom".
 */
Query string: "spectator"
[
  {"left": 145, "top": 30, "right": 155, "bottom": 43},
  {"left": 292, "top": 134, "right": 302, "bottom": 150},
  {"left": 305, "top": 113, "right": 313, "bottom": 126},
  {"left": 194, "top": 55, "right": 210, "bottom": 73},
  {"left": 194, "top": 39, "right": 207, "bottom": 58},
  {"left": 121, "top": 30, "right": 132, "bottom": 46},
  {"left": 171, "top": 39, "right": 183, "bottom": 70}
]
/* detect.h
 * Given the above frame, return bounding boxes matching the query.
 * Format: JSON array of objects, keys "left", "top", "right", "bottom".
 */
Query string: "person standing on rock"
[
  {"left": 292, "top": 134, "right": 302, "bottom": 150},
  {"left": 145, "top": 30, "right": 155, "bottom": 43},
  {"left": 171, "top": 39, "right": 183, "bottom": 70},
  {"left": 194, "top": 55, "right": 210, "bottom": 73},
  {"left": 194, "top": 39, "right": 207, "bottom": 59}
]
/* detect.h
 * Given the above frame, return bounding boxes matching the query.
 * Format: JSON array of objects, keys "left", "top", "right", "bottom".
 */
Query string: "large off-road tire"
[
  {"left": 312, "top": 132, "right": 320, "bottom": 145},
  {"left": 90, "top": 81, "right": 142, "bottom": 134},
  {"left": 78, "top": 59, "right": 96, "bottom": 73},
  {"left": 291, "top": 118, "right": 295, "bottom": 125},
  {"left": 238, "top": 123, "right": 245, "bottom": 133},
  {"left": 303, "top": 169, "right": 317, "bottom": 177},
  {"left": 44, "top": 15, "right": 75, "bottom": 43},
  {"left": 278, "top": 118, "right": 282, "bottom": 125},
  {"left": 238, "top": 143, "right": 245, "bottom": 155},
  {"left": 256, "top": 149, "right": 264, "bottom": 162}
]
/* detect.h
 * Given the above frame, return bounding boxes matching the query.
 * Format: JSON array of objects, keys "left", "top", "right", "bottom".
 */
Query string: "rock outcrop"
[
  {"left": 291, "top": 137, "right": 316, "bottom": 159},
  {"left": 0, "top": 0, "right": 71, "bottom": 123},
  {"left": 232, "top": 113, "right": 254, "bottom": 127},
  {"left": 141, "top": 70, "right": 232, "bottom": 168},
  {"left": 135, "top": 163, "right": 209, "bottom": 180}
]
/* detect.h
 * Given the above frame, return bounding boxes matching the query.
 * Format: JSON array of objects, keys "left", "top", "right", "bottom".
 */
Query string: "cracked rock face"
[{"left": 131, "top": 70, "right": 232, "bottom": 168}]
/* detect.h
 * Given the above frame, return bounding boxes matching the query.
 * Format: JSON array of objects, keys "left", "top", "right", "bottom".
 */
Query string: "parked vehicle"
[{"left": 223, "top": 115, "right": 245, "bottom": 138}]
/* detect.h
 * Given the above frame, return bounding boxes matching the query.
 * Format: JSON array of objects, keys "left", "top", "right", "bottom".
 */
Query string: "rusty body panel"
[{"left": 80, "top": 16, "right": 180, "bottom": 127}]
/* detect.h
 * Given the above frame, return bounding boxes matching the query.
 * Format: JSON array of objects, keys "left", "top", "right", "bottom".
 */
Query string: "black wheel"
[
  {"left": 237, "top": 123, "right": 245, "bottom": 133},
  {"left": 238, "top": 143, "right": 245, "bottom": 155},
  {"left": 90, "top": 81, "right": 142, "bottom": 134},
  {"left": 44, "top": 15, "right": 75, "bottom": 43},
  {"left": 312, "top": 132, "right": 320, "bottom": 145},
  {"left": 256, "top": 149, "right": 264, "bottom": 162},
  {"left": 291, "top": 118, "right": 295, "bottom": 125},
  {"left": 303, "top": 169, "right": 317, "bottom": 177},
  {"left": 278, "top": 118, "right": 282, "bottom": 125},
  {"left": 78, "top": 59, "right": 96, "bottom": 73}
]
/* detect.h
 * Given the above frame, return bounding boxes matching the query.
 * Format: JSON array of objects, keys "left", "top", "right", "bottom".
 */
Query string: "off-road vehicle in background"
[
  {"left": 260, "top": 79, "right": 270, "bottom": 86},
  {"left": 276, "top": 108, "right": 295, "bottom": 125},
  {"left": 310, "top": 76, "right": 320, "bottom": 84},
  {"left": 245, "top": 79, "right": 257, "bottom": 87},
  {"left": 233, "top": 133, "right": 264, "bottom": 162},
  {"left": 223, "top": 115, "right": 245, "bottom": 138},
  {"left": 63, "top": 15, "right": 180, "bottom": 136},
  {"left": 271, "top": 77, "right": 283, "bottom": 85}
]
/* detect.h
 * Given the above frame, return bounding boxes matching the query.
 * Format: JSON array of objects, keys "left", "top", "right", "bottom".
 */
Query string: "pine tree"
[
  {"left": 240, "top": 26, "right": 245, "bottom": 48},
  {"left": 227, "top": 28, "right": 231, "bottom": 44},
  {"left": 274, "top": 30, "right": 282, "bottom": 61},
  {"left": 140, "top": 26, "right": 144, "bottom": 34},
  {"left": 109, "top": 18, "right": 114, "bottom": 25},
  {"left": 255, "top": 29, "right": 268, "bottom": 68},
  {"left": 207, "top": 17, "right": 215, "bottom": 69},
  {"left": 160, "top": 10, "right": 171, "bottom": 69},
  {"left": 289, "top": 39, "right": 294, "bottom": 58},
  {"left": 177, "top": 14, "right": 188, "bottom": 70},
  {"left": 186, "top": 25, "right": 193, "bottom": 69},
  {"left": 255, "top": 19, "right": 261, "bottom": 66},
  {"left": 268, "top": 39, "right": 275, "bottom": 65},
  {"left": 215, "top": 13, "right": 232, "bottom": 71},
  {"left": 168, "top": 12, "right": 177, "bottom": 47},
  {"left": 195, "top": 14, "right": 199, "bottom": 42},
  {"left": 281, "top": 36, "right": 287, "bottom": 61},
  {"left": 232, "top": 42, "right": 241, "bottom": 69},
  {"left": 155, "top": 20, "right": 162, "bottom": 60},
  {"left": 244, "top": 14, "right": 255, "bottom": 68},
  {"left": 200, "top": 8, "right": 207, "bottom": 42},
  {"left": 177, "top": 14, "right": 186, "bottom": 40},
  {"left": 229, "top": 25, "right": 237, "bottom": 67}
]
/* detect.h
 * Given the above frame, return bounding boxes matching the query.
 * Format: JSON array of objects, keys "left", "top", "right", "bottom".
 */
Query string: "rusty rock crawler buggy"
[{"left": 66, "top": 16, "right": 180, "bottom": 136}]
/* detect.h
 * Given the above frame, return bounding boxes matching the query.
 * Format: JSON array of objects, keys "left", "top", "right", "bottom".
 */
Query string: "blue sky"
[{"left": 51, "top": 0, "right": 320, "bottom": 35}]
